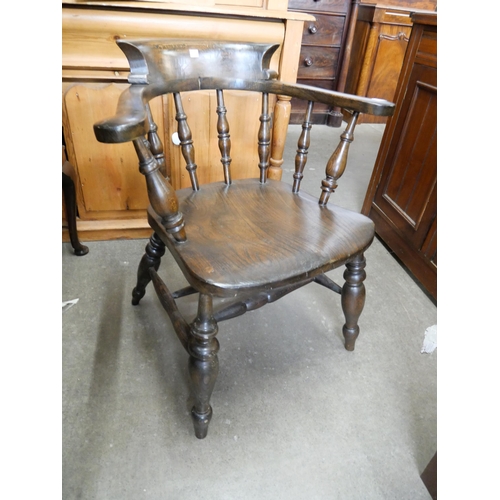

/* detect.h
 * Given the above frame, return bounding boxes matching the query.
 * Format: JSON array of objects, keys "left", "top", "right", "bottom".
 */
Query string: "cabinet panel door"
[
  {"left": 63, "top": 83, "right": 164, "bottom": 219},
  {"left": 366, "top": 25, "right": 411, "bottom": 103},
  {"left": 373, "top": 63, "right": 437, "bottom": 250}
]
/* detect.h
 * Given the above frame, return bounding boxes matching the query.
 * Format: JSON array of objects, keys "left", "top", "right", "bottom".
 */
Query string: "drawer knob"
[
  {"left": 304, "top": 57, "right": 313, "bottom": 67},
  {"left": 308, "top": 24, "right": 318, "bottom": 34}
]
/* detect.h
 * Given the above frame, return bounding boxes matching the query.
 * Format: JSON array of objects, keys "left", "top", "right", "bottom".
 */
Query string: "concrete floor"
[{"left": 62, "top": 124, "right": 437, "bottom": 499}]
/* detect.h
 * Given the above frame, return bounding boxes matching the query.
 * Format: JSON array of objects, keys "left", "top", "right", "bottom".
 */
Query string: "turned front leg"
[
  {"left": 341, "top": 254, "right": 367, "bottom": 351},
  {"left": 132, "top": 232, "right": 165, "bottom": 305},
  {"left": 188, "top": 293, "right": 220, "bottom": 439}
]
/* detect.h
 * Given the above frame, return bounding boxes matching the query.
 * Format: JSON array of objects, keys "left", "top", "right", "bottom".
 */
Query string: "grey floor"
[{"left": 62, "top": 123, "right": 437, "bottom": 499}]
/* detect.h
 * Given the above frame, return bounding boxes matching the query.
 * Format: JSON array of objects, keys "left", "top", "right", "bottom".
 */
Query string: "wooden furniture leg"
[
  {"left": 421, "top": 452, "right": 437, "bottom": 499},
  {"left": 62, "top": 172, "right": 89, "bottom": 256},
  {"left": 268, "top": 95, "right": 291, "bottom": 180},
  {"left": 341, "top": 254, "right": 367, "bottom": 351},
  {"left": 132, "top": 232, "right": 166, "bottom": 305},
  {"left": 188, "top": 293, "right": 220, "bottom": 439}
]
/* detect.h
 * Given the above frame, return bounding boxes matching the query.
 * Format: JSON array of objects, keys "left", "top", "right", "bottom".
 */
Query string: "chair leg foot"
[
  {"left": 62, "top": 172, "right": 89, "bottom": 256},
  {"left": 132, "top": 232, "right": 165, "bottom": 305},
  {"left": 341, "top": 254, "right": 367, "bottom": 351},
  {"left": 188, "top": 294, "right": 219, "bottom": 439},
  {"left": 189, "top": 361, "right": 218, "bottom": 439}
]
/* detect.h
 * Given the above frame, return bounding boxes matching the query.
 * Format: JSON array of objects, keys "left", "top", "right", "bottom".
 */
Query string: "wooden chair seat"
[
  {"left": 93, "top": 39, "right": 395, "bottom": 439},
  {"left": 149, "top": 178, "right": 375, "bottom": 295}
]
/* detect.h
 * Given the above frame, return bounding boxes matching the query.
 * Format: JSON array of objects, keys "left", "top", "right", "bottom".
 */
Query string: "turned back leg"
[
  {"left": 132, "top": 232, "right": 165, "bottom": 305},
  {"left": 341, "top": 254, "right": 367, "bottom": 351}
]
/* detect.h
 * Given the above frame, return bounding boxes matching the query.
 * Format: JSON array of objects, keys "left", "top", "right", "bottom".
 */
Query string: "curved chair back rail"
[
  {"left": 92, "top": 38, "right": 395, "bottom": 439},
  {"left": 94, "top": 39, "right": 393, "bottom": 144}
]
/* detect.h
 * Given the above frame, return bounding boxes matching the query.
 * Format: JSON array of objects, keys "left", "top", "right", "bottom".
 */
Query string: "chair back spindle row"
[{"left": 148, "top": 89, "right": 360, "bottom": 209}]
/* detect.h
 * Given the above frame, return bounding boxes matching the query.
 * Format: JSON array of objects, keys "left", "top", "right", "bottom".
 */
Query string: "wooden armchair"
[{"left": 94, "top": 39, "right": 394, "bottom": 439}]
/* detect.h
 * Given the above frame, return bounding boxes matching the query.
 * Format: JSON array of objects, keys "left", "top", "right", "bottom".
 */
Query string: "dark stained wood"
[
  {"left": 187, "top": 293, "right": 219, "bottom": 439},
  {"left": 258, "top": 92, "right": 271, "bottom": 183},
  {"left": 320, "top": 112, "right": 358, "bottom": 205},
  {"left": 132, "top": 137, "right": 186, "bottom": 242},
  {"left": 216, "top": 89, "right": 232, "bottom": 185},
  {"left": 145, "top": 103, "right": 167, "bottom": 178},
  {"left": 341, "top": 254, "right": 366, "bottom": 351},
  {"left": 131, "top": 232, "right": 165, "bottom": 306},
  {"left": 293, "top": 100, "right": 314, "bottom": 192},
  {"left": 93, "top": 39, "right": 394, "bottom": 438},
  {"left": 420, "top": 452, "right": 437, "bottom": 500},
  {"left": 62, "top": 146, "right": 89, "bottom": 256},
  {"left": 173, "top": 92, "right": 199, "bottom": 191},
  {"left": 362, "top": 13, "right": 437, "bottom": 300},
  {"left": 147, "top": 178, "right": 376, "bottom": 296},
  {"left": 62, "top": 172, "right": 89, "bottom": 256}
]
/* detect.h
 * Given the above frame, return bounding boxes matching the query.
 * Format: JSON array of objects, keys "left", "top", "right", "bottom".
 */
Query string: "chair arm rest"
[{"left": 93, "top": 86, "right": 150, "bottom": 144}]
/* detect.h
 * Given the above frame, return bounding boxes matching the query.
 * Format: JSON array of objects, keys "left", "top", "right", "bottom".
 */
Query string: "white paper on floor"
[
  {"left": 421, "top": 324, "right": 437, "bottom": 353},
  {"left": 62, "top": 298, "right": 79, "bottom": 313}
]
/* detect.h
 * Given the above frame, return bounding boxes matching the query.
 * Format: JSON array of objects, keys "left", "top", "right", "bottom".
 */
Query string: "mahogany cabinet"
[
  {"left": 62, "top": 0, "right": 312, "bottom": 241},
  {"left": 342, "top": 1, "right": 436, "bottom": 124},
  {"left": 361, "top": 12, "right": 437, "bottom": 300}
]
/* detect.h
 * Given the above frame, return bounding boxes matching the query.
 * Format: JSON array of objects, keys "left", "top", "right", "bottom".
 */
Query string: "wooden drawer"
[
  {"left": 288, "top": 0, "right": 350, "bottom": 13},
  {"left": 297, "top": 46, "right": 339, "bottom": 79},
  {"left": 301, "top": 13, "right": 345, "bottom": 46},
  {"left": 291, "top": 78, "right": 335, "bottom": 116}
]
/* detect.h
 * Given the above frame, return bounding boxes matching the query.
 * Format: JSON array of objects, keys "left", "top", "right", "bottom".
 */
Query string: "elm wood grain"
[
  {"left": 94, "top": 39, "right": 394, "bottom": 438},
  {"left": 147, "top": 178, "right": 376, "bottom": 295}
]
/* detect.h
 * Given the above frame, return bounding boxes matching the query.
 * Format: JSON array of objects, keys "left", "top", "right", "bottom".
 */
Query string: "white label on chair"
[
  {"left": 189, "top": 49, "right": 199, "bottom": 58},
  {"left": 171, "top": 132, "right": 181, "bottom": 146}
]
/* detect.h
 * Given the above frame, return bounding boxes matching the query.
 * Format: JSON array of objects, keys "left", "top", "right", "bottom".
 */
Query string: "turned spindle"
[
  {"left": 216, "top": 89, "right": 232, "bottom": 185},
  {"left": 173, "top": 92, "right": 199, "bottom": 191},
  {"left": 258, "top": 92, "right": 271, "bottom": 183},
  {"left": 146, "top": 103, "right": 167, "bottom": 178},
  {"left": 319, "top": 112, "right": 359, "bottom": 206},
  {"left": 133, "top": 137, "right": 186, "bottom": 242},
  {"left": 292, "top": 100, "right": 314, "bottom": 193}
]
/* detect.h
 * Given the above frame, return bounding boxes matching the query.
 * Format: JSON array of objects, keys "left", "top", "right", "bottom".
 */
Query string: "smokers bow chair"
[{"left": 94, "top": 40, "right": 394, "bottom": 439}]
